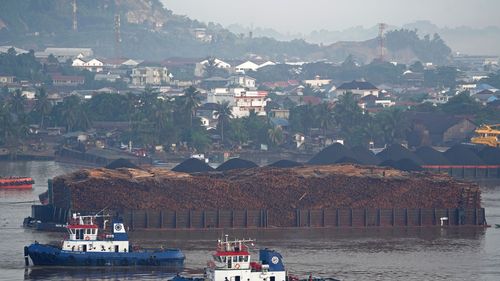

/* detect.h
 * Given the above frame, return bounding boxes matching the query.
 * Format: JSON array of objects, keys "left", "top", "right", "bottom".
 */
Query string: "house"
[
  {"left": 228, "top": 74, "right": 256, "bottom": 88},
  {"left": 0, "top": 46, "right": 29, "bottom": 55},
  {"left": 94, "top": 73, "right": 121, "bottom": 83},
  {"left": 303, "top": 75, "right": 331, "bottom": 88},
  {"left": 38, "top": 48, "right": 93, "bottom": 62},
  {"left": 406, "top": 112, "right": 477, "bottom": 147},
  {"left": 192, "top": 28, "right": 212, "bottom": 42},
  {"left": 206, "top": 88, "right": 268, "bottom": 118},
  {"left": 200, "top": 77, "right": 229, "bottom": 90},
  {"left": 335, "top": 80, "right": 379, "bottom": 98},
  {"left": 235, "top": 61, "right": 260, "bottom": 73},
  {"left": 130, "top": 67, "right": 171, "bottom": 86},
  {"left": 0, "top": 75, "right": 15, "bottom": 84},
  {"left": 72, "top": 58, "right": 104, "bottom": 72},
  {"left": 472, "top": 89, "right": 495, "bottom": 105},
  {"left": 51, "top": 75, "right": 85, "bottom": 87}
]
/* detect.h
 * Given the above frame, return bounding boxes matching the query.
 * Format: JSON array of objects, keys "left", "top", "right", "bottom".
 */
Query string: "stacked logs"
[{"left": 51, "top": 164, "right": 481, "bottom": 227}]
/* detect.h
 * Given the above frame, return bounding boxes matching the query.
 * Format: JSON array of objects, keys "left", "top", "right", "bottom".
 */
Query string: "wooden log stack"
[{"left": 51, "top": 164, "right": 482, "bottom": 227}]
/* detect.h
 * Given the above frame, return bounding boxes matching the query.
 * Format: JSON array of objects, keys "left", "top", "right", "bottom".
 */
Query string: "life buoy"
[
  {"left": 234, "top": 263, "right": 240, "bottom": 269},
  {"left": 84, "top": 235, "right": 90, "bottom": 240}
]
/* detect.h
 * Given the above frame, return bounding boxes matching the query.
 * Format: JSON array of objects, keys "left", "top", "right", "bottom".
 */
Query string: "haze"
[{"left": 164, "top": 0, "right": 500, "bottom": 33}]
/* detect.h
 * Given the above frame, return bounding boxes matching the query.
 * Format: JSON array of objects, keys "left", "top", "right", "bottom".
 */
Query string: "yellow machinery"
[{"left": 471, "top": 124, "right": 500, "bottom": 147}]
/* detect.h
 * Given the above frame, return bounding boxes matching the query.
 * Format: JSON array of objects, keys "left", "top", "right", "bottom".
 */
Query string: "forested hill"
[{"left": 0, "top": 0, "right": 451, "bottom": 64}]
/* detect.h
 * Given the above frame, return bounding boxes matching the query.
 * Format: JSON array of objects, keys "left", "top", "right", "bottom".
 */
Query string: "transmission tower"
[
  {"left": 72, "top": 0, "right": 78, "bottom": 32},
  {"left": 114, "top": 13, "right": 121, "bottom": 58},
  {"left": 378, "top": 23, "right": 387, "bottom": 61}
]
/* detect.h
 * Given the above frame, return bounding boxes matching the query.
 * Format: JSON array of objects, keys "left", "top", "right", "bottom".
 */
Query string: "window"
[
  {"left": 244, "top": 256, "right": 249, "bottom": 262},
  {"left": 238, "top": 256, "right": 243, "bottom": 262},
  {"left": 233, "top": 256, "right": 237, "bottom": 262}
]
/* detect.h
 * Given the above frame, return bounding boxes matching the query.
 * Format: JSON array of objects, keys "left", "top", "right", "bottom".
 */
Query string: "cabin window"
[
  {"left": 238, "top": 256, "right": 243, "bottom": 262},
  {"left": 244, "top": 256, "right": 249, "bottom": 262},
  {"left": 233, "top": 256, "right": 237, "bottom": 262},
  {"left": 221, "top": 256, "right": 226, "bottom": 262}
]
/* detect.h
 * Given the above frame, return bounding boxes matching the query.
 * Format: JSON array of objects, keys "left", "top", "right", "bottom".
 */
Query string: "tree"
[
  {"left": 33, "top": 87, "right": 52, "bottom": 128},
  {"left": 375, "top": 108, "right": 409, "bottom": 144},
  {"left": 314, "top": 102, "right": 334, "bottom": 136},
  {"left": 267, "top": 126, "right": 284, "bottom": 147},
  {"left": 182, "top": 86, "right": 202, "bottom": 128},
  {"left": 440, "top": 92, "right": 481, "bottom": 115},
  {"left": 9, "top": 89, "right": 26, "bottom": 115},
  {"left": 214, "top": 101, "right": 233, "bottom": 144},
  {"left": 59, "top": 95, "right": 91, "bottom": 132},
  {"left": 333, "top": 92, "right": 364, "bottom": 139}
]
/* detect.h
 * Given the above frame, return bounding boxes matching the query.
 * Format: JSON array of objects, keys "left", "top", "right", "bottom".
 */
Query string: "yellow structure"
[{"left": 471, "top": 124, "right": 500, "bottom": 147}]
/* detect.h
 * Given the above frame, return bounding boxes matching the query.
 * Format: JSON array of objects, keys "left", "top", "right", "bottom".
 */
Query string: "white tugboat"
[{"left": 172, "top": 235, "right": 339, "bottom": 281}]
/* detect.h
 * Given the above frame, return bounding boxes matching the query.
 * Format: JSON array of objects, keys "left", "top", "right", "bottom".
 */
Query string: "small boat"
[
  {"left": 172, "top": 235, "right": 340, "bottom": 281},
  {"left": 0, "top": 177, "right": 34, "bottom": 189},
  {"left": 24, "top": 213, "right": 185, "bottom": 267}
]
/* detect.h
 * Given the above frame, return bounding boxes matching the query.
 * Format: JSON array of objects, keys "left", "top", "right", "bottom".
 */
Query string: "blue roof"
[{"left": 270, "top": 118, "right": 289, "bottom": 127}]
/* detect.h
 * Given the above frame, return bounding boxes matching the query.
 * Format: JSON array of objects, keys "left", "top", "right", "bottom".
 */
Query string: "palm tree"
[
  {"left": 315, "top": 102, "right": 334, "bottom": 136},
  {"left": 33, "top": 87, "right": 52, "bottom": 128},
  {"left": 154, "top": 99, "right": 172, "bottom": 143},
  {"left": 214, "top": 101, "right": 233, "bottom": 144},
  {"left": 376, "top": 108, "right": 408, "bottom": 144},
  {"left": 9, "top": 89, "right": 26, "bottom": 115},
  {"left": 60, "top": 95, "right": 91, "bottom": 132},
  {"left": 183, "top": 86, "right": 201, "bottom": 128},
  {"left": 268, "top": 126, "right": 284, "bottom": 146}
]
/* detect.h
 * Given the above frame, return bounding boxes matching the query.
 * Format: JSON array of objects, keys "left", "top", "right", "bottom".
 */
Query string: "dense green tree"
[
  {"left": 375, "top": 108, "right": 409, "bottom": 144},
  {"left": 58, "top": 95, "right": 91, "bottom": 132},
  {"left": 9, "top": 89, "right": 26, "bottom": 115},
  {"left": 333, "top": 92, "right": 364, "bottom": 138},
  {"left": 267, "top": 126, "right": 284, "bottom": 147},
  {"left": 440, "top": 92, "right": 481, "bottom": 115},
  {"left": 314, "top": 102, "right": 334, "bottom": 136}
]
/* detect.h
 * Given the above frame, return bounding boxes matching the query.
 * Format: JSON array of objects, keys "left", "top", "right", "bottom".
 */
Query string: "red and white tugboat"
[{"left": 172, "top": 235, "right": 339, "bottom": 281}]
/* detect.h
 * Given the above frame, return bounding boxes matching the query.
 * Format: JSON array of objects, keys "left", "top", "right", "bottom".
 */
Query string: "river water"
[{"left": 1, "top": 161, "right": 500, "bottom": 281}]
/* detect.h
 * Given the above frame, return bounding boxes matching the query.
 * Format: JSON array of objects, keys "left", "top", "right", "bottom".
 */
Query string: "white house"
[
  {"left": 304, "top": 75, "right": 332, "bottom": 88},
  {"left": 235, "top": 61, "right": 260, "bottom": 73},
  {"left": 200, "top": 58, "right": 231, "bottom": 69},
  {"left": 228, "top": 75, "right": 256, "bottom": 88},
  {"left": 258, "top": 61, "right": 276, "bottom": 68},
  {"left": 40, "top": 47, "right": 93, "bottom": 62},
  {"left": 206, "top": 87, "right": 268, "bottom": 118},
  {"left": 72, "top": 58, "right": 104, "bottom": 72},
  {"left": 131, "top": 67, "right": 171, "bottom": 86}
]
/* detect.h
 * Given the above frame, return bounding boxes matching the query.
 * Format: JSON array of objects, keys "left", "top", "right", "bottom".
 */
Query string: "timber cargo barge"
[{"left": 33, "top": 164, "right": 486, "bottom": 230}]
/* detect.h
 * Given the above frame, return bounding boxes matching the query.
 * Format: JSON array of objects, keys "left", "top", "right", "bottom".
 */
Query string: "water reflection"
[{"left": 25, "top": 267, "right": 178, "bottom": 280}]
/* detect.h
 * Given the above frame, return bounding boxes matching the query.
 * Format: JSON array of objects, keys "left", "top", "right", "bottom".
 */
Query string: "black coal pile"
[
  {"left": 415, "top": 146, "right": 450, "bottom": 165},
  {"left": 216, "top": 158, "right": 258, "bottom": 171},
  {"left": 172, "top": 158, "right": 214, "bottom": 173},
  {"left": 335, "top": 156, "right": 361, "bottom": 164},
  {"left": 478, "top": 146, "right": 500, "bottom": 165},
  {"left": 380, "top": 159, "right": 422, "bottom": 172},
  {"left": 377, "top": 144, "right": 423, "bottom": 165},
  {"left": 444, "top": 144, "right": 484, "bottom": 165},
  {"left": 267, "top": 160, "right": 303, "bottom": 168},
  {"left": 308, "top": 143, "right": 353, "bottom": 165},
  {"left": 105, "top": 158, "right": 139, "bottom": 169},
  {"left": 350, "top": 145, "right": 380, "bottom": 165}
]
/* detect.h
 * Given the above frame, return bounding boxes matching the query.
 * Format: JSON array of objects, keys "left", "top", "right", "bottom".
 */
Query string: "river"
[{"left": 0, "top": 161, "right": 499, "bottom": 281}]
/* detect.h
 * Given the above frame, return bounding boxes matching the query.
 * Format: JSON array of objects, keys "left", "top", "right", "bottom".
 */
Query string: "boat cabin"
[{"left": 61, "top": 213, "right": 129, "bottom": 253}]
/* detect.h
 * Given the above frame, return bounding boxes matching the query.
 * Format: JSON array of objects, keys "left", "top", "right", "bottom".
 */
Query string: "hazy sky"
[{"left": 163, "top": 0, "right": 500, "bottom": 33}]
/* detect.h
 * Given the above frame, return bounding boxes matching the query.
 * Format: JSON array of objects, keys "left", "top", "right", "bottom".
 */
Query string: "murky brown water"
[{"left": 1, "top": 161, "right": 500, "bottom": 280}]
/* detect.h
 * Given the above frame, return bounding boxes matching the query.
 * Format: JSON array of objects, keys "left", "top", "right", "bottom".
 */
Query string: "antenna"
[
  {"left": 378, "top": 23, "right": 387, "bottom": 61},
  {"left": 72, "top": 0, "right": 78, "bottom": 32}
]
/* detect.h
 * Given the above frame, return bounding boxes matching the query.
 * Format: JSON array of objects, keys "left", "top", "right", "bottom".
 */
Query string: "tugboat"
[
  {"left": 172, "top": 235, "right": 340, "bottom": 281},
  {"left": 24, "top": 213, "right": 185, "bottom": 267},
  {"left": 0, "top": 176, "right": 34, "bottom": 189}
]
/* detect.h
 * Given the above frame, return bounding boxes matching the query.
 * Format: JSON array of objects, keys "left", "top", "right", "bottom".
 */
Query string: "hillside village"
[{"left": 1, "top": 43, "right": 499, "bottom": 166}]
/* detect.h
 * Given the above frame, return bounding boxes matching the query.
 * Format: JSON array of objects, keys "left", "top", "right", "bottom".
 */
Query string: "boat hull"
[
  {"left": 26, "top": 243, "right": 185, "bottom": 267},
  {"left": 0, "top": 177, "right": 34, "bottom": 189}
]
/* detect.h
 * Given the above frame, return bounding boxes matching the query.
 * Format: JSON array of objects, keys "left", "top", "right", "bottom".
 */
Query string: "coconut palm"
[
  {"left": 9, "top": 89, "right": 26, "bottom": 115},
  {"left": 183, "top": 86, "right": 201, "bottom": 128},
  {"left": 268, "top": 126, "right": 284, "bottom": 146},
  {"left": 315, "top": 102, "right": 334, "bottom": 136},
  {"left": 33, "top": 87, "right": 52, "bottom": 128},
  {"left": 60, "top": 95, "right": 91, "bottom": 132},
  {"left": 214, "top": 101, "right": 233, "bottom": 144}
]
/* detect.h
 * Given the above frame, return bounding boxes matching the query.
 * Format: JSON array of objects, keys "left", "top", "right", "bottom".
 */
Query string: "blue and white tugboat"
[
  {"left": 172, "top": 235, "right": 339, "bottom": 281},
  {"left": 24, "top": 213, "right": 185, "bottom": 267}
]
